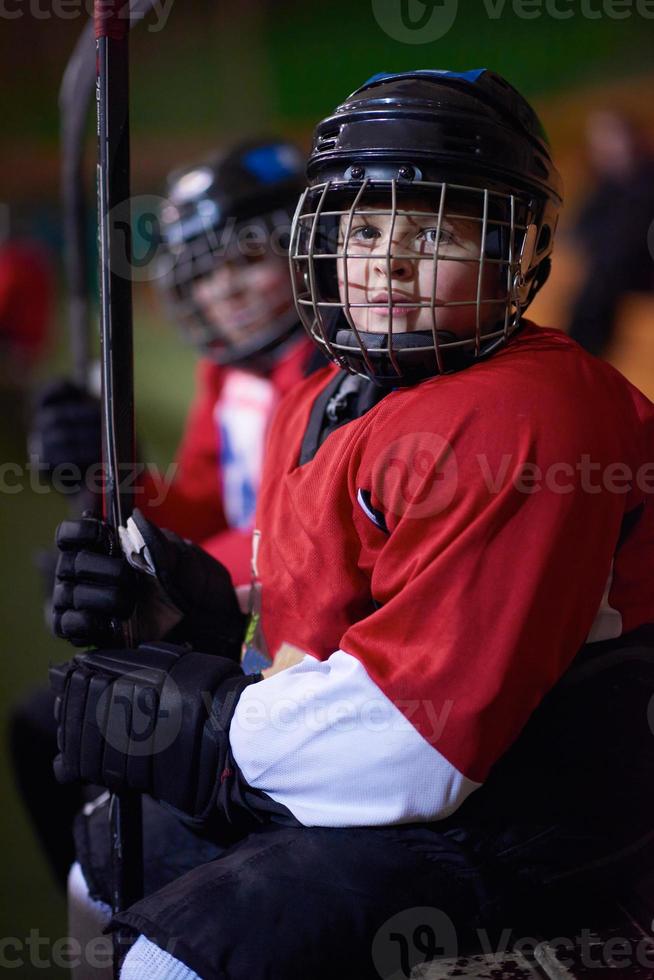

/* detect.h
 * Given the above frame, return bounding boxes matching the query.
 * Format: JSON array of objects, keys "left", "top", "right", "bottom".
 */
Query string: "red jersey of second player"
[{"left": 139, "top": 337, "right": 314, "bottom": 584}]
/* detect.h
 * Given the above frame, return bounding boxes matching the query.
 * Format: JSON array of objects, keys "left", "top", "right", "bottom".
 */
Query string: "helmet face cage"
[
  {"left": 290, "top": 177, "right": 546, "bottom": 384},
  {"left": 156, "top": 206, "right": 299, "bottom": 366}
]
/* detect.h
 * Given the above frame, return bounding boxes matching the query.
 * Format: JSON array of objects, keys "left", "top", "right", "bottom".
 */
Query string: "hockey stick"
[
  {"left": 59, "top": 20, "right": 95, "bottom": 388},
  {"left": 59, "top": 7, "right": 162, "bottom": 970},
  {"left": 94, "top": 1, "right": 142, "bottom": 972},
  {"left": 60, "top": 0, "right": 157, "bottom": 389}
]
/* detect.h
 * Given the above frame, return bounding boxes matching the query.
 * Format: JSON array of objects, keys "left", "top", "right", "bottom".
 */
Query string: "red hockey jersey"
[
  {"left": 140, "top": 338, "right": 313, "bottom": 585},
  {"left": 229, "top": 323, "right": 654, "bottom": 827}
]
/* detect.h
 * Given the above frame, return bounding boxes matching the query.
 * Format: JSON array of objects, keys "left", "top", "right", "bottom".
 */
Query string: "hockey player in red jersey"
[
  {"left": 30, "top": 138, "right": 313, "bottom": 586},
  {"left": 48, "top": 71, "right": 654, "bottom": 980},
  {"left": 138, "top": 138, "right": 316, "bottom": 583}
]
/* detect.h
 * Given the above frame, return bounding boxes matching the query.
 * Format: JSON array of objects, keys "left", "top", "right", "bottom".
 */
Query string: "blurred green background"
[{"left": 1, "top": 0, "right": 654, "bottom": 975}]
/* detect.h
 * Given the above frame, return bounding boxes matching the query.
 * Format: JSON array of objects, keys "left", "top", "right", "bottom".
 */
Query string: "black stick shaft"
[
  {"left": 96, "top": 25, "right": 134, "bottom": 532},
  {"left": 60, "top": 20, "right": 95, "bottom": 389},
  {"left": 95, "top": 2, "right": 142, "bottom": 972},
  {"left": 60, "top": 0, "right": 159, "bottom": 390}
]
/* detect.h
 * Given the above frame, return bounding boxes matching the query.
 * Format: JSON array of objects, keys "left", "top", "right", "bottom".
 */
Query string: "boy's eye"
[
  {"left": 418, "top": 227, "right": 454, "bottom": 246},
  {"left": 350, "top": 224, "right": 380, "bottom": 243}
]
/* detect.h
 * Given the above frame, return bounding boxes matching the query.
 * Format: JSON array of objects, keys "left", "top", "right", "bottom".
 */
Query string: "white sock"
[
  {"left": 67, "top": 861, "right": 113, "bottom": 978},
  {"left": 67, "top": 861, "right": 113, "bottom": 922},
  {"left": 120, "top": 935, "right": 202, "bottom": 980}
]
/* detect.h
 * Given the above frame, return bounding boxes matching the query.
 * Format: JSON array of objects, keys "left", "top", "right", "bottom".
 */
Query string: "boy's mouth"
[{"left": 367, "top": 291, "right": 416, "bottom": 315}]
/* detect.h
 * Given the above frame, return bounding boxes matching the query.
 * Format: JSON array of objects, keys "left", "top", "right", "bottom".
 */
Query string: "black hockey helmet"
[
  {"left": 289, "top": 69, "right": 563, "bottom": 383},
  {"left": 156, "top": 138, "right": 305, "bottom": 366}
]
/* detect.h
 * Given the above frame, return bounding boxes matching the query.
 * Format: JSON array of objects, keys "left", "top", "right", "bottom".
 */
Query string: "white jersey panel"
[
  {"left": 229, "top": 649, "right": 480, "bottom": 827},
  {"left": 215, "top": 370, "right": 276, "bottom": 531}
]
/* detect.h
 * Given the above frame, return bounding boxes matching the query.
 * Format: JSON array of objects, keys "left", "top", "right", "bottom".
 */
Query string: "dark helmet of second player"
[
  {"left": 289, "top": 69, "right": 564, "bottom": 383},
  {"left": 156, "top": 138, "right": 305, "bottom": 366}
]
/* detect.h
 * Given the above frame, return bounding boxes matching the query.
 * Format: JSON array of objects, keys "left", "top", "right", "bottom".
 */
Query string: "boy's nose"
[
  {"left": 372, "top": 246, "right": 413, "bottom": 281},
  {"left": 209, "top": 260, "right": 243, "bottom": 298}
]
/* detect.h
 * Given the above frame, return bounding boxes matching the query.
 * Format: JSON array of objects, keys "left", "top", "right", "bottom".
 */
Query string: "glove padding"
[
  {"left": 49, "top": 642, "right": 262, "bottom": 823},
  {"left": 53, "top": 514, "right": 136, "bottom": 647},
  {"left": 29, "top": 378, "right": 101, "bottom": 476},
  {"left": 52, "top": 509, "right": 247, "bottom": 659}
]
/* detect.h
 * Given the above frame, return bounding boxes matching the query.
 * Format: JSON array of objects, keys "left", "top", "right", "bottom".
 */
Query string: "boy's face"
[
  {"left": 191, "top": 251, "right": 293, "bottom": 348},
  {"left": 336, "top": 199, "right": 505, "bottom": 339}
]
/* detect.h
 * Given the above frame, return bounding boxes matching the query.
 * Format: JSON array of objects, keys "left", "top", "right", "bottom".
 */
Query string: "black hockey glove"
[
  {"left": 49, "top": 642, "right": 265, "bottom": 826},
  {"left": 29, "top": 379, "right": 102, "bottom": 477},
  {"left": 52, "top": 509, "right": 247, "bottom": 660}
]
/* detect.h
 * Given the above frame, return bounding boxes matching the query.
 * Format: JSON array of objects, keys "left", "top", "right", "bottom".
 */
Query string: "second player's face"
[
  {"left": 191, "top": 251, "right": 294, "bottom": 348},
  {"left": 337, "top": 200, "right": 505, "bottom": 338}
]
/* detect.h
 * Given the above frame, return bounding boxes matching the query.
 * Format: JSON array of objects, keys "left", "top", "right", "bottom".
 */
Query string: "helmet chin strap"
[
  {"left": 333, "top": 317, "right": 526, "bottom": 384},
  {"left": 335, "top": 328, "right": 459, "bottom": 351},
  {"left": 334, "top": 327, "right": 463, "bottom": 385}
]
